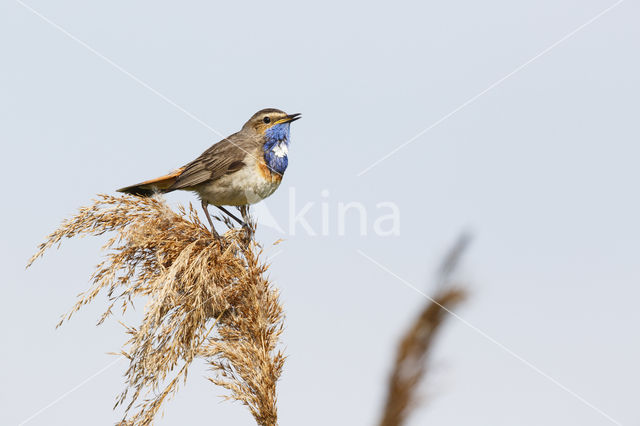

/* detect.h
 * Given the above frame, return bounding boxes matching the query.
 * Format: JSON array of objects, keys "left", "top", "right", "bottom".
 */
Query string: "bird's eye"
[{"left": 263, "top": 117, "right": 271, "bottom": 124}]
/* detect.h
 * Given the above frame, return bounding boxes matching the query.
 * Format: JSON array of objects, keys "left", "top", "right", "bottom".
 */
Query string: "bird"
[{"left": 117, "top": 108, "right": 301, "bottom": 238}]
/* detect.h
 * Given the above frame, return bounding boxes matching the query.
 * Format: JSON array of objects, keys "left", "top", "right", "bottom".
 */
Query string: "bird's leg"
[
  {"left": 215, "top": 206, "right": 245, "bottom": 228},
  {"left": 216, "top": 205, "right": 252, "bottom": 241},
  {"left": 201, "top": 200, "right": 220, "bottom": 240}
]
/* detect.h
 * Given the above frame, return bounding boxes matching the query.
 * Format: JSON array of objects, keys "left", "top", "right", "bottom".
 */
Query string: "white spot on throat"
[{"left": 272, "top": 142, "right": 288, "bottom": 158}]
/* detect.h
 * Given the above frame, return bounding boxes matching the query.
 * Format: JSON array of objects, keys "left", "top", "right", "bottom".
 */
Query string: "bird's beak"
[{"left": 275, "top": 113, "right": 302, "bottom": 124}]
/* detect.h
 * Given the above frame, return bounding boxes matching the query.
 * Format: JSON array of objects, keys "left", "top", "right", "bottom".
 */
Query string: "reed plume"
[
  {"left": 27, "top": 194, "right": 285, "bottom": 426},
  {"left": 378, "top": 234, "right": 471, "bottom": 426}
]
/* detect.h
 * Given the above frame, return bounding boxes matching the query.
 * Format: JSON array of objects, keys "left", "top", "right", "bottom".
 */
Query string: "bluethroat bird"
[{"left": 118, "top": 108, "right": 301, "bottom": 237}]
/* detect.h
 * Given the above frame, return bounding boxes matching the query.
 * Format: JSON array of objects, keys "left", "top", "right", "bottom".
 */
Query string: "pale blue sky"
[{"left": 1, "top": 1, "right": 639, "bottom": 425}]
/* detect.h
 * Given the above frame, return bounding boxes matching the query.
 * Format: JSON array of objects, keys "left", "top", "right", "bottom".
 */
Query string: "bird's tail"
[{"left": 117, "top": 168, "right": 184, "bottom": 197}]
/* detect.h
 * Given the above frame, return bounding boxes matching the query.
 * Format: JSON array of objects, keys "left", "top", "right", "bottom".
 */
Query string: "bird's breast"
[
  {"left": 257, "top": 158, "right": 285, "bottom": 183},
  {"left": 195, "top": 156, "right": 282, "bottom": 206}
]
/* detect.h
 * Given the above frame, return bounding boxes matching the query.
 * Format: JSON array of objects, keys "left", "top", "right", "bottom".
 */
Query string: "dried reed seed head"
[
  {"left": 379, "top": 234, "right": 471, "bottom": 426},
  {"left": 28, "top": 194, "right": 285, "bottom": 426}
]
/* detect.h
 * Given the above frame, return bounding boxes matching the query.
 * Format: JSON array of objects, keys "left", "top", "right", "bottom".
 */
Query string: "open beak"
[{"left": 275, "top": 113, "right": 302, "bottom": 124}]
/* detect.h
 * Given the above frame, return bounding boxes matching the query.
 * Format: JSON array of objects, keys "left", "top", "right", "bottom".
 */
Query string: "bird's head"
[
  {"left": 244, "top": 108, "right": 300, "bottom": 175},
  {"left": 243, "top": 108, "right": 301, "bottom": 137}
]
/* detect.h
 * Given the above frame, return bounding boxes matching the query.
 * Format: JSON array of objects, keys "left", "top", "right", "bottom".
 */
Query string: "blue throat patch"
[{"left": 263, "top": 122, "right": 291, "bottom": 175}]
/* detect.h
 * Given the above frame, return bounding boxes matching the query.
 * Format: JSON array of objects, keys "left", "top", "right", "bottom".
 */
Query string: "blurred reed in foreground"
[
  {"left": 27, "top": 194, "right": 285, "bottom": 426},
  {"left": 378, "top": 234, "right": 470, "bottom": 426}
]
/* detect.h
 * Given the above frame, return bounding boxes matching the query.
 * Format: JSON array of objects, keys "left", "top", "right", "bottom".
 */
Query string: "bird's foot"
[{"left": 241, "top": 223, "right": 253, "bottom": 243}]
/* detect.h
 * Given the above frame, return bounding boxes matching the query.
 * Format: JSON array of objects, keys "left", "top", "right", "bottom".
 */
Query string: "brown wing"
[{"left": 169, "top": 132, "right": 255, "bottom": 190}]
